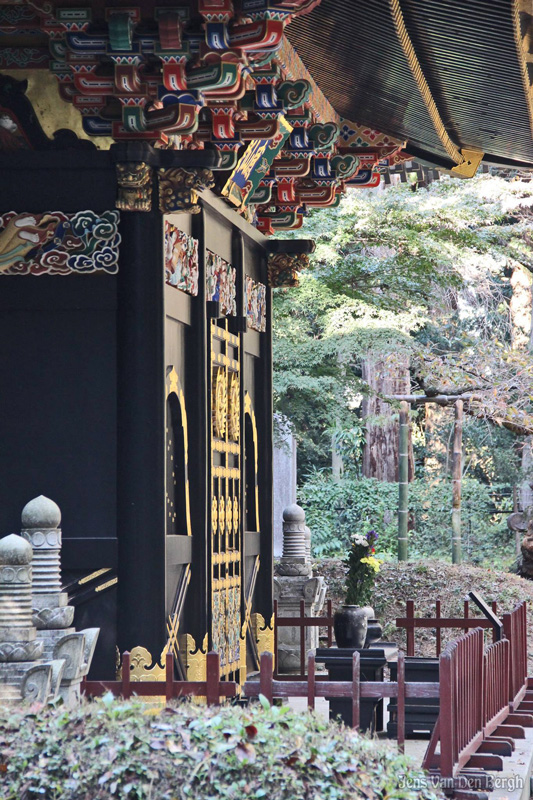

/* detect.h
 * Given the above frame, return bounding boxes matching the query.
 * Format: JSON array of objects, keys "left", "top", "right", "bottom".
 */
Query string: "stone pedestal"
[
  {"left": 0, "top": 532, "right": 64, "bottom": 703},
  {"left": 19, "top": 496, "right": 99, "bottom": 706},
  {"left": 20, "top": 496, "right": 75, "bottom": 659},
  {"left": 0, "top": 496, "right": 99, "bottom": 706},
  {"left": 274, "top": 504, "right": 326, "bottom": 673}
]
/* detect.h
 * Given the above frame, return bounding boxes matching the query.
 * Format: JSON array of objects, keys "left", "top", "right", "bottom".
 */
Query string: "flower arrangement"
[{"left": 344, "top": 530, "right": 381, "bottom": 606}]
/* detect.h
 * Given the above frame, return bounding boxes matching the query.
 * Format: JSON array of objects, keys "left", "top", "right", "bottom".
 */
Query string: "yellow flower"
[{"left": 360, "top": 556, "right": 381, "bottom": 573}]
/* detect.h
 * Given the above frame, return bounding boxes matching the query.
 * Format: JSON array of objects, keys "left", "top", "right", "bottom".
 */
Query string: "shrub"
[
  {"left": 0, "top": 696, "right": 443, "bottom": 800},
  {"left": 299, "top": 471, "right": 513, "bottom": 563}
]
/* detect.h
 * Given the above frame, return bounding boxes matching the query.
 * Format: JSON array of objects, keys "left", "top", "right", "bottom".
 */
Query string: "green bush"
[
  {"left": 0, "top": 696, "right": 443, "bottom": 800},
  {"left": 299, "top": 471, "right": 513, "bottom": 562}
]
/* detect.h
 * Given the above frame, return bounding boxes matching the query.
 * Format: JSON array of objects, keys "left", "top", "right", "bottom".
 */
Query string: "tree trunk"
[
  {"left": 424, "top": 402, "right": 448, "bottom": 474},
  {"left": 451, "top": 399, "right": 463, "bottom": 564},
  {"left": 331, "top": 425, "right": 343, "bottom": 482},
  {"left": 510, "top": 265, "right": 532, "bottom": 350},
  {"left": 361, "top": 352, "right": 414, "bottom": 481},
  {"left": 511, "top": 265, "right": 533, "bottom": 513},
  {"left": 398, "top": 401, "right": 409, "bottom": 560}
]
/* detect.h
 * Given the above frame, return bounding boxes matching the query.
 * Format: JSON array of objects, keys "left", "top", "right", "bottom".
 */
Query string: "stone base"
[
  {"left": 274, "top": 574, "right": 327, "bottom": 673},
  {"left": 38, "top": 627, "right": 75, "bottom": 660},
  {"left": 59, "top": 678, "right": 81, "bottom": 708},
  {"left": 0, "top": 684, "right": 22, "bottom": 702},
  {"left": 0, "top": 639, "right": 43, "bottom": 662},
  {"left": 0, "top": 659, "right": 40, "bottom": 689},
  {"left": 33, "top": 605, "right": 74, "bottom": 631}
]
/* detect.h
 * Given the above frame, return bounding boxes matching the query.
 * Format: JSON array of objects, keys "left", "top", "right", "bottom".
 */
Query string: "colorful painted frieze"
[
  {"left": 0, "top": 210, "right": 120, "bottom": 275},
  {"left": 245, "top": 275, "right": 266, "bottom": 332},
  {"left": 206, "top": 250, "right": 236, "bottom": 316},
  {"left": 164, "top": 222, "right": 199, "bottom": 296}
]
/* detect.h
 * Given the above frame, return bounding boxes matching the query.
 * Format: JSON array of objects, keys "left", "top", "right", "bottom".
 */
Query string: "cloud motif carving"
[{"left": 0, "top": 210, "right": 121, "bottom": 275}]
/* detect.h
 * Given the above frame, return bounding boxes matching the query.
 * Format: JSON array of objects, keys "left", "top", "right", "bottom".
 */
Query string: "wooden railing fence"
[
  {"left": 273, "top": 598, "right": 333, "bottom": 679},
  {"left": 81, "top": 651, "right": 238, "bottom": 705},
  {"left": 242, "top": 648, "right": 440, "bottom": 753},
  {"left": 503, "top": 601, "right": 528, "bottom": 709},
  {"left": 396, "top": 598, "right": 501, "bottom": 657},
  {"left": 424, "top": 601, "right": 533, "bottom": 794}
]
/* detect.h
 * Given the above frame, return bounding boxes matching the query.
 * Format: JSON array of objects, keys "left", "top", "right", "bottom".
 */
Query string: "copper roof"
[{"left": 288, "top": 0, "right": 533, "bottom": 169}]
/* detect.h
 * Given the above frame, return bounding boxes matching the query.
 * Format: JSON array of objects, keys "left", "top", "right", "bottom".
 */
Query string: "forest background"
[{"left": 272, "top": 173, "right": 533, "bottom": 568}]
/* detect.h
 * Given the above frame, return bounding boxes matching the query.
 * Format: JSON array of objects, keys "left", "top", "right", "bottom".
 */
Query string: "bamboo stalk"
[
  {"left": 398, "top": 401, "right": 409, "bottom": 561},
  {"left": 452, "top": 400, "right": 463, "bottom": 564}
]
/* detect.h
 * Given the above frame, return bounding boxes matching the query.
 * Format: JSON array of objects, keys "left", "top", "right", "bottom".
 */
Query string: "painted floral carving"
[{"left": 0, "top": 210, "right": 121, "bottom": 275}]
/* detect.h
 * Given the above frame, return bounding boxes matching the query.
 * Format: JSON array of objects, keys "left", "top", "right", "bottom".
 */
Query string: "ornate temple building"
[{"left": 1, "top": 0, "right": 533, "bottom": 681}]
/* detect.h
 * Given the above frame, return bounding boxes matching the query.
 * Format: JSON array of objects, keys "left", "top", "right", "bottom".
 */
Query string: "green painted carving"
[
  {"left": 308, "top": 122, "right": 340, "bottom": 152},
  {"left": 277, "top": 79, "right": 312, "bottom": 110}
]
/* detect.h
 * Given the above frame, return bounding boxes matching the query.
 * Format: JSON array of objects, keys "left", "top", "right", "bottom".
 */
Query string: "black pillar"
[{"left": 116, "top": 209, "right": 166, "bottom": 656}]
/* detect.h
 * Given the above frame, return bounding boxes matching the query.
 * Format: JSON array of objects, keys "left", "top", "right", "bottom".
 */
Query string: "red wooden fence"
[
  {"left": 397, "top": 599, "right": 500, "bottom": 657},
  {"left": 82, "top": 651, "right": 239, "bottom": 705},
  {"left": 273, "top": 598, "right": 333, "bottom": 680},
  {"left": 503, "top": 601, "right": 528, "bottom": 710},
  {"left": 424, "top": 605, "right": 533, "bottom": 792},
  {"left": 243, "top": 649, "right": 442, "bottom": 753},
  {"left": 483, "top": 638, "right": 510, "bottom": 736}
]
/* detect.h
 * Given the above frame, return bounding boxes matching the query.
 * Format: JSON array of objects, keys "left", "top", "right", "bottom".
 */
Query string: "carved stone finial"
[
  {"left": 0, "top": 533, "right": 42, "bottom": 663},
  {"left": 21, "top": 495, "right": 61, "bottom": 530},
  {"left": 277, "top": 503, "right": 310, "bottom": 576},
  {"left": 0, "top": 533, "right": 32, "bottom": 566},
  {"left": 21, "top": 497, "right": 74, "bottom": 631}
]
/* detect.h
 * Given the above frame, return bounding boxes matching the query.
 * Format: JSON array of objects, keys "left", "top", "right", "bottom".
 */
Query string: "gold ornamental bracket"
[
  {"left": 158, "top": 167, "right": 215, "bottom": 214},
  {"left": 116, "top": 162, "right": 153, "bottom": 212},
  {"left": 251, "top": 613, "right": 275, "bottom": 661},
  {"left": 266, "top": 239, "right": 315, "bottom": 288},
  {"left": 451, "top": 149, "right": 484, "bottom": 179},
  {"left": 116, "top": 645, "right": 166, "bottom": 681}
]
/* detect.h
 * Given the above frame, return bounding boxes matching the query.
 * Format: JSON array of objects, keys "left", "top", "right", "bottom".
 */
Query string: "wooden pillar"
[
  {"left": 398, "top": 401, "right": 409, "bottom": 561},
  {"left": 116, "top": 209, "right": 166, "bottom": 655},
  {"left": 255, "top": 254, "right": 274, "bottom": 625},
  {"left": 184, "top": 206, "right": 210, "bottom": 647},
  {"left": 452, "top": 399, "right": 463, "bottom": 565}
]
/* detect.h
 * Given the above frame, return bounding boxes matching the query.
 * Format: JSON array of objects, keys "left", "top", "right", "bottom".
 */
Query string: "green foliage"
[
  {"left": 273, "top": 273, "right": 417, "bottom": 477},
  {"left": 0, "top": 697, "right": 444, "bottom": 800},
  {"left": 344, "top": 531, "right": 380, "bottom": 605},
  {"left": 300, "top": 472, "right": 513, "bottom": 564}
]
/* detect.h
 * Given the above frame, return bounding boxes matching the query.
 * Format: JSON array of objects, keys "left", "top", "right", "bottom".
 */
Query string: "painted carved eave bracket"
[
  {"left": 266, "top": 238, "right": 314, "bottom": 288},
  {"left": 111, "top": 142, "right": 222, "bottom": 212}
]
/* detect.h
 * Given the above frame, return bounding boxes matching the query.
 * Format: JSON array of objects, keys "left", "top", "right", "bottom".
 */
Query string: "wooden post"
[
  {"left": 352, "top": 650, "right": 360, "bottom": 729},
  {"left": 307, "top": 652, "right": 316, "bottom": 711},
  {"left": 122, "top": 651, "right": 131, "bottom": 699},
  {"left": 452, "top": 400, "right": 463, "bottom": 564},
  {"left": 206, "top": 651, "right": 220, "bottom": 707},
  {"left": 397, "top": 650, "right": 405, "bottom": 753},
  {"left": 398, "top": 401, "right": 409, "bottom": 561},
  {"left": 259, "top": 651, "right": 274, "bottom": 704}
]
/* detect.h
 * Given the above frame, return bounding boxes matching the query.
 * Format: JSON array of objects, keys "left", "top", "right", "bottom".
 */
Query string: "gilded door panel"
[{"left": 210, "top": 321, "right": 242, "bottom": 679}]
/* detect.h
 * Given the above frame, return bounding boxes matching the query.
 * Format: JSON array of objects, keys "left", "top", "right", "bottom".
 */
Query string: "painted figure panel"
[
  {"left": 245, "top": 275, "right": 266, "bottom": 332},
  {"left": 164, "top": 222, "right": 199, "bottom": 296},
  {"left": 206, "top": 250, "right": 236, "bottom": 316}
]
